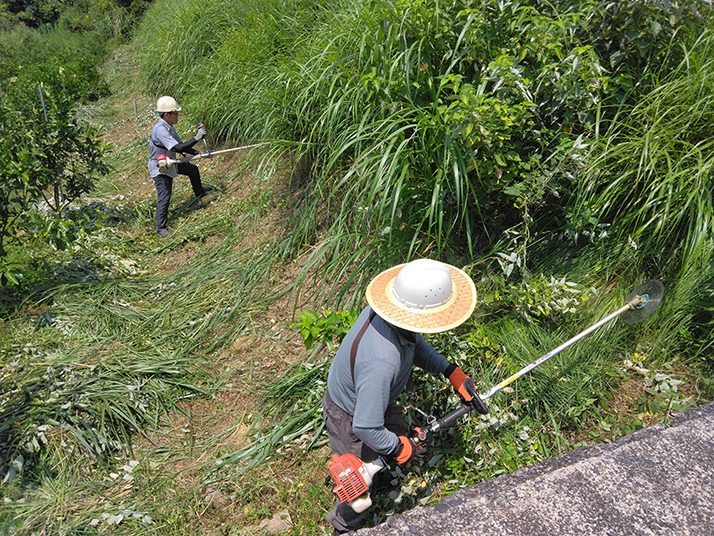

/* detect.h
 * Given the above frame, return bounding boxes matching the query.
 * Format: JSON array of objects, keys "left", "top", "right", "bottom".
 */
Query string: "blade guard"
[
  {"left": 622, "top": 280, "right": 664, "bottom": 325},
  {"left": 328, "top": 453, "right": 369, "bottom": 504}
]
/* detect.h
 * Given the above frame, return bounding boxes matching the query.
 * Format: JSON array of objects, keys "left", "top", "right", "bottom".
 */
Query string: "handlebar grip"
[{"left": 471, "top": 393, "right": 489, "bottom": 415}]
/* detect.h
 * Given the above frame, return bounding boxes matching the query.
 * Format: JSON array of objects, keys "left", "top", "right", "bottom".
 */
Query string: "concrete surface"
[{"left": 359, "top": 401, "right": 714, "bottom": 536}]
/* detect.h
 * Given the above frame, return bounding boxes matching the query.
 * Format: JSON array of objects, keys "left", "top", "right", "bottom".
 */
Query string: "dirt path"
[{"left": 97, "top": 45, "right": 336, "bottom": 535}]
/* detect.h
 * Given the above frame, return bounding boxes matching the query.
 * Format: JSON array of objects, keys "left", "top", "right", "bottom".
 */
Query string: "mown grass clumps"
[{"left": 0, "top": 196, "right": 292, "bottom": 534}]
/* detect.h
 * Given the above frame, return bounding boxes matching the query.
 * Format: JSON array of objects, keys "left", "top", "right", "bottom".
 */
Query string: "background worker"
[
  {"left": 148, "top": 95, "right": 211, "bottom": 238},
  {"left": 323, "top": 258, "right": 488, "bottom": 534}
]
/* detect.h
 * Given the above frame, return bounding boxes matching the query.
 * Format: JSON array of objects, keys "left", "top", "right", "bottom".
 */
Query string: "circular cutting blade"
[{"left": 621, "top": 279, "right": 664, "bottom": 324}]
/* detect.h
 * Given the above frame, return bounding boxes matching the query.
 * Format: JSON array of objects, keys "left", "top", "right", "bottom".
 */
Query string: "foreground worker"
[
  {"left": 148, "top": 95, "right": 211, "bottom": 238},
  {"left": 323, "top": 258, "right": 488, "bottom": 534}
]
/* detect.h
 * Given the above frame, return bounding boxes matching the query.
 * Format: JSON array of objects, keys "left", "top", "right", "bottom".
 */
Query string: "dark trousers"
[
  {"left": 323, "top": 390, "right": 406, "bottom": 533},
  {"left": 154, "top": 162, "right": 204, "bottom": 231}
]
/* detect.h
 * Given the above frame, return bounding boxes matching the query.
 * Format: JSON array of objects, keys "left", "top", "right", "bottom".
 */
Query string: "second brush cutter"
[{"left": 157, "top": 143, "right": 265, "bottom": 171}]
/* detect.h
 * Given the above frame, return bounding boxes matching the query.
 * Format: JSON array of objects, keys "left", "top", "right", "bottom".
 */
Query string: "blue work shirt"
[
  {"left": 326, "top": 306, "right": 450, "bottom": 455},
  {"left": 148, "top": 118, "right": 183, "bottom": 178}
]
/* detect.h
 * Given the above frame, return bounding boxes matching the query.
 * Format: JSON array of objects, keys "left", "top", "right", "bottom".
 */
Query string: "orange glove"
[
  {"left": 447, "top": 365, "right": 477, "bottom": 400},
  {"left": 446, "top": 364, "right": 489, "bottom": 414},
  {"left": 394, "top": 435, "right": 418, "bottom": 465}
]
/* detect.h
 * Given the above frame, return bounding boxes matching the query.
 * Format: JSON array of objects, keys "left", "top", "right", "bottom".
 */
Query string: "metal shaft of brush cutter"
[
  {"left": 415, "top": 290, "right": 654, "bottom": 440},
  {"left": 163, "top": 143, "right": 264, "bottom": 167}
]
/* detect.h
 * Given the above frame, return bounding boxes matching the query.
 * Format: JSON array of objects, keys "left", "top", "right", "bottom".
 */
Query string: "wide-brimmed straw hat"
[{"left": 365, "top": 259, "right": 477, "bottom": 333}]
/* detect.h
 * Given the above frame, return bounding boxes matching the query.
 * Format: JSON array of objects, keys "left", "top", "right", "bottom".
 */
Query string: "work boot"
[
  {"left": 196, "top": 185, "right": 214, "bottom": 198},
  {"left": 157, "top": 228, "right": 170, "bottom": 238}
]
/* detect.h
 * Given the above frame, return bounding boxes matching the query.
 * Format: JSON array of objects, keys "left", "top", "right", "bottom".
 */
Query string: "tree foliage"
[
  {"left": 0, "top": 90, "right": 110, "bottom": 285},
  {"left": 0, "top": 0, "right": 126, "bottom": 288},
  {"left": 0, "top": 0, "right": 150, "bottom": 34}
]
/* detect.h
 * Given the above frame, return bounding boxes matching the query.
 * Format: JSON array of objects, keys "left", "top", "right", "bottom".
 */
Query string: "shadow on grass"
[
  {"left": 167, "top": 183, "right": 224, "bottom": 225},
  {"left": 0, "top": 198, "right": 153, "bottom": 317}
]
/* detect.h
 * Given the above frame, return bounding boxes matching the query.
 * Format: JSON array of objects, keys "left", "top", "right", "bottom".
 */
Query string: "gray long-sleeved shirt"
[
  {"left": 148, "top": 119, "right": 182, "bottom": 178},
  {"left": 326, "top": 306, "right": 450, "bottom": 456}
]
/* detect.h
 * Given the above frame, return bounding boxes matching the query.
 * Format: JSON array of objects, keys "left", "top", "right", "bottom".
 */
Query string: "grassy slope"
[
  {"left": 87, "top": 45, "right": 714, "bottom": 535},
  {"left": 93, "top": 46, "right": 336, "bottom": 535},
  {"left": 3, "top": 32, "right": 713, "bottom": 536},
  {"left": 1, "top": 44, "right": 333, "bottom": 536}
]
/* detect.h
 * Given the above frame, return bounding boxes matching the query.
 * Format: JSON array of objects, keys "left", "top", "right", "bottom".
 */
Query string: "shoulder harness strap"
[{"left": 350, "top": 310, "right": 376, "bottom": 384}]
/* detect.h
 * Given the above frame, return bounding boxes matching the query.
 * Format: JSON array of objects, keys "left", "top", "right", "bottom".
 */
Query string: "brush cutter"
[
  {"left": 327, "top": 279, "right": 664, "bottom": 512},
  {"left": 157, "top": 143, "right": 264, "bottom": 171}
]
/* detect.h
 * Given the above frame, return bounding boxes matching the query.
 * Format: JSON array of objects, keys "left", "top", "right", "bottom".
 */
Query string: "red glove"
[
  {"left": 394, "top": 435, "right": 418, "bottom": 465},
  {"left": 446, "top": 364, "right": 489, "bottom": 414}
]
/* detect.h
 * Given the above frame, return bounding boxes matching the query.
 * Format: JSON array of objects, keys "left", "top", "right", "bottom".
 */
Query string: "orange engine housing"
[{"left": 328, "top": 453, "right": 369, "bottom": 503}]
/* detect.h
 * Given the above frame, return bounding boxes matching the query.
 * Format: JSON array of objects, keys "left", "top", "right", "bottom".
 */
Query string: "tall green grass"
[
  {"left": 137, "top": 0, "right": 354, "bottom": 140},
  {"left": 135, "top": 0, "right": 711, "bottom": 311},
  {"left": 575, "top": 30, "right": 714, "bottom": 278}
]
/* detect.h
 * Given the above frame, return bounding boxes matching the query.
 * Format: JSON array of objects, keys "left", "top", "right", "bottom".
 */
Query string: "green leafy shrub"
[
  {"left": 297, "top": 308, "right": 359, "bottom": 350},
  {"left": 0, "top": 25, "right": 110, "bottom": 104},
  {"left": 0, "top": 89, "right": 110, "bottom": 277},
  {"left": 483, "top": 273, "right": 597, "bottom": 322},
  {"left": 2, "top": 0, "right": 146, "bottom": 36},
  {"left": 2, "top": 0, "right": 68, "bottom": 27},
  {"left": 637, "top": 372, "right": 693, "bottom": 417}
]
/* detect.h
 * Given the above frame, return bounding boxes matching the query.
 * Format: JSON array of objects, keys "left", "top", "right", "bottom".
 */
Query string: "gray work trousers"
[{"left": 323, "top": 390, "right": 406, "bottom": 533}]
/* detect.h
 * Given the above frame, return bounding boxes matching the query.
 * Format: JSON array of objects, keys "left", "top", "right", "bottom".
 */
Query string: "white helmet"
[
  {"left": 391, "top": 259, "right": 453, "bottom": 310},
  {"left": 156, "top": 96, "right": 181, "bottom": 113}
]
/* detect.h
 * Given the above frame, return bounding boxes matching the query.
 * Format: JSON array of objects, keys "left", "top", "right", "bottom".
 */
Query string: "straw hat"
[{"left": 365, "top": 259, "right": 477, "bottom": 333}]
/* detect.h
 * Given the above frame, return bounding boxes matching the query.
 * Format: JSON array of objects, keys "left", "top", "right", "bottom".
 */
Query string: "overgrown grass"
[
  {"left": 575, "top": 30, "right": 714, "bottom": 279},
  {"left": 2, "top": 1, "right": 714, "bottom": 535},
  {"left": 135, "top": 0, "right": 712, "bottom": 298}
]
